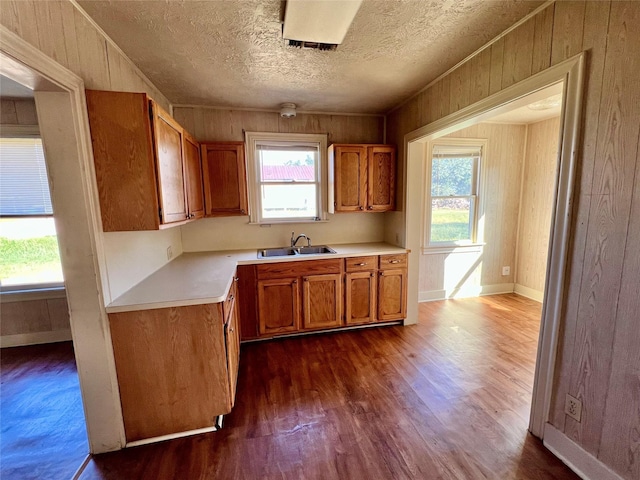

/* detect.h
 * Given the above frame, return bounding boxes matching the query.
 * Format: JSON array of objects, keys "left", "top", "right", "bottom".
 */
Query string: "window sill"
[
  {"left": 421, "top": 243, "right": 485, "bottom": 255},
  {"left": 0, "top": 286, "right": 66, "bottom": 303}
]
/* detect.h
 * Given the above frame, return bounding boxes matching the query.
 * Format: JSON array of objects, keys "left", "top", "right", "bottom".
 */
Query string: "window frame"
[
  {"left": 423, "top": 138, "right": 487, "bottom": 252},
  {"left": 245, "top": 132, "right": 328, "bottom": 224},
  {"left": 0, "top": 125, "right": 65, "bottom": 293}
]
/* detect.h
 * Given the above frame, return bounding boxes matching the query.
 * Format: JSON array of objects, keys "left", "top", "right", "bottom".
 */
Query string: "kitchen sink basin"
[
  {"left": 297, "top": 246, "right": 336, "bottom": 255},
  {"left": 257, "top": 245, "right": 336, "bottom": 258}
]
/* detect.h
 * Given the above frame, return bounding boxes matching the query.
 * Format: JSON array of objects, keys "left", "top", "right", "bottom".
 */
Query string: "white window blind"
[{"left": 0, "top": 138, "right": 53, "bottom": 216}]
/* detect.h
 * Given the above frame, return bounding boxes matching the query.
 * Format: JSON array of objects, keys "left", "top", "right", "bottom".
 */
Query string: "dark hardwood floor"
[
  {"left": 77, "top": 294, "right": 577, "bottom": 480},
  {"left": 1, "top": 341, "right": 88, "bottom": 480}
]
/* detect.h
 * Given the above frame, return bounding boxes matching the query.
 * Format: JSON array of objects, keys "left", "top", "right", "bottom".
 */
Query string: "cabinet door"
[
  {"left": 302, "top": 274, "right": 342, "bottom": 330},
  {"left": 378, "top": 269, "right": 407, "bottom": 321},
  {"left": 367, "top": 146, "right": 396, "bottom": 211},
  {"left": 183, "top": 132, "right": 205, "bottom": 220},
  {"left": 345, "top": 271, "right": 376, "bottom": 325},
  {"left": 152, "top": 103, "right": 188, "bottom": 224},
  {"left": 225, "top": 297, "right": 240, "bottom": 407},
  {"left": 201, "top": 142, "right": 248, "bottom": 216},
  {"left": 334, "top": 145, "right": 367, "bottom": 212},
  {"left": 257, "top": 278, "right": 299, "bottom": 335}
]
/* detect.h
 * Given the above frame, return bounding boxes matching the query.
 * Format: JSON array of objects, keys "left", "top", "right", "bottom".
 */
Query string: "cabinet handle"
[
  {"left": 354, "top": 262, "right": 367, "bottom": 266},
  {"left": 229, "top": 328, "right": 234, "bottom": 333},
  {"left": 390, "top": 260, "right": 400, "bottom": 264},
  {"left": 367, "top": 206, "right": 373, "bottom": 210},
  {"left": 304, "top": 278, "right": 309, "bottom": 282},
  {"left": 380, "top": 271, "right": 384, "bottom": 276},
  {"left": 370, "top": 273, "right": 375, "bottom": 277},
  {"left": 234, "top": 277, "right": 239, "bottom": 283},
  {"left": 358, "top": 206, "right": 363, "bottom": 210},
  {"left": 228, "top": 295, "right": 234, "bottom": 302},
  {"left": 292, "top": 279, "right": 298, "bottom": 284}
]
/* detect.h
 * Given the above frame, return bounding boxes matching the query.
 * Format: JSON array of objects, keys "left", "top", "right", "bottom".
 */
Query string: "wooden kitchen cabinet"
[
  {"left": 86, "top": 90, "right": 202, "bottom": 231},
  {"left": 183, "top": 131, "right": 205, "bottom": 220},
  {"left": 109, "top": 304, "right": 232, "bottom": 443},
  {"left": 255, "top": 259, "right": 343, "bottom": 338},
  {"left": 344, "top": 256, "right": 377, "bottom": 325},
  {"left": 328, "top": 144, "right": 396, "bottom": 213},
  {"left": 378, "top": 254, "right": 407, "bottom": 321},
  {"left": 224, "top": 279, "right": 241, "bottom": 406},
  {"left": 302, "top": 274, "right": 342, "bottom": 330},
  {"left": 257, "top": 277, "right": 300, "bottom": 335},
  {"left": 201, "top": 142, "right": 248, "bottom": 216}
]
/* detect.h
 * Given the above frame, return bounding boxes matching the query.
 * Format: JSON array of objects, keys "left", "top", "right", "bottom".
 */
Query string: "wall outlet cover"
[
  {"left": 167, "top": 246, "right": 173, "bottom": 260},
  {"left": 565, "top": 393, "right": 582, "bottom": 422},
  {"left": 502, "top": 266, "right": 511, "bottom": 276}
]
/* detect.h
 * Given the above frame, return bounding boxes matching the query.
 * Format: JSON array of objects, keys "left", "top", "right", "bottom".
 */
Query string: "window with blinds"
[
  {"left": 246, "top": 133, "right": 327, "bottom": 223},
  {"left": 428, "top": 142, "right": 482, "bottom": 245},
  {"left": 0, "top": 137, "right": 64, "bottom": 290}
]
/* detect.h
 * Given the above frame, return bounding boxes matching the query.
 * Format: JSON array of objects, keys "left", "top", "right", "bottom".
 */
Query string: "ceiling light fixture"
[
  {"left": 282, "top": 0, "right": 363, "bottom": 49},
  {"left": 280, "top": 103, "right": 297, "bottom": 118},
  {"left": 527, "top": 93, "right": 563, "bottom": 111}
]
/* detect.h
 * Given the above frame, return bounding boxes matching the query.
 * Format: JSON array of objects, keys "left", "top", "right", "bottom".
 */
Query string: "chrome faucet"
[{"left": 291, "top": 231, "right": 311, "bottom": 247}]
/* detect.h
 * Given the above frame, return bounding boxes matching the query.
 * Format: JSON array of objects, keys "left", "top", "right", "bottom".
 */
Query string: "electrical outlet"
[
  {"left": 166, "top": 246, "right": 173, "bottom": 261},
  {"left": 565, "top": 394, "right": 582, "bottom": 422},
  {"left": 502, "top": 266, "right": 511, "bottom": 276}
]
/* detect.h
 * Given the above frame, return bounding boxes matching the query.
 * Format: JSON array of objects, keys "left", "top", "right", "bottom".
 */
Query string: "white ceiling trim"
[{"left": 386, "top": 0, "right": 557, "bottom": 115}]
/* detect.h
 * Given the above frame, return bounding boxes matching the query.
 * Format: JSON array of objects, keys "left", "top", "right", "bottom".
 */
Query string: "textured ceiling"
[{"left": 78, "top": 0, "right": 545, "bottom": 114}]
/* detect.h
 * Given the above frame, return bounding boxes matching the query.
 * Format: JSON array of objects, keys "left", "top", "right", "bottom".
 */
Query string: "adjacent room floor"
[
  {"left": 1, "top": 342, "right": 88, "bottom": 480},
  {"left": 2, "top": 294, "right": 578, "bottom": 479}
]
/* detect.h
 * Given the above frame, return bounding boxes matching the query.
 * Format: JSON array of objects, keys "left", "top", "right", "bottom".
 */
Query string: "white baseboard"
[
  {"left": 544, "top": 424, "right": 623, "bottom": 480},
  {"left": 0, "top": 329, "right": 72, "bottom": 348},
  {"left": 419, "top": 283, "right": 515, "bottom": 302},
  {"left": 514, "top": 283, "right": 544, "bottom": 302}
]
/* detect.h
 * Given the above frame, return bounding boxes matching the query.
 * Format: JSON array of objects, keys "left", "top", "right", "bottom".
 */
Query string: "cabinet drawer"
[
  {"left": 345, "top": 256, "right": 377, "bottom": 272},
  {"left": 257, "top": 258, "right": 342, "bottom": 280},
  {"left": 223, "top": 279, "right": 237, "bottom": 322},
  {"left": 379, "top": 254, "right": 407, "bottom": 270}
]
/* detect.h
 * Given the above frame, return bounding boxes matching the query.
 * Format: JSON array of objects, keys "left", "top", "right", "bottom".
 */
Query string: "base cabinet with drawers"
[{"left": 240, "top": 254, "right": 407, "bottom": 340}]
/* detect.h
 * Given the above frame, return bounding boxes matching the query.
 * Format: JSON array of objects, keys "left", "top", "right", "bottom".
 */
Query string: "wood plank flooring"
[
  {"left": 77, "top": 294, "right": 577, "bottom": 480},
  {"left": 0, "top": 342, "right": 88, "bottom": 480}
]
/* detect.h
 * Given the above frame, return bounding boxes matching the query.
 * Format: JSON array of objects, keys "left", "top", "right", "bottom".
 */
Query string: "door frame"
[
  {"left": 403, "top": 53, "right": 585, "bottom": 438},
  {"left": 0, "top": 26, "right": 126, "bottom": 452}
]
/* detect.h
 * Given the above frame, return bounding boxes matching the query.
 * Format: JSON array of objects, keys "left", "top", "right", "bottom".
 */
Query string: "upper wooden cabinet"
[
  {"left": 86, "top": 90, "right": 203, "bottom": 231},
  {"left": 183, "top": 131, "right": 205, "bottom": 220},
  {"left": 201, "top": 142, "right": 248, "bottom": 217},
  {"left": 328, "top": 144, "right": 396, "bottom": 213}
]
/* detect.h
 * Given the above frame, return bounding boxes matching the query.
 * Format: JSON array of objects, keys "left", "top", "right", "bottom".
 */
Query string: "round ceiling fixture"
[{"left": 280, "top": 103, "right": 297, "bottom": 118}]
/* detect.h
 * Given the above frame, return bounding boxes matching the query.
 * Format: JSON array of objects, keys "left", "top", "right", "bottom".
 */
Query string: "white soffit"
[{"left": 283, "top": 0, "right": 363, "bottom": 44}]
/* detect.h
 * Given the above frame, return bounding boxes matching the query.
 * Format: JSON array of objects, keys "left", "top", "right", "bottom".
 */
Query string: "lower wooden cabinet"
[
  {"left": 345, "top": 271, "right": 377, "bottom": 325},
  {"left": 302, "top": 273, "right": 342, "bottom": 330},
  {"left": 224, "top": 278, "right": 240, "bottom": 406},
  {"left": 378, "top": 268, "right": 407, "bottom": 321},
  {"left": 240, "top": 255, "right": 407, "bottom": 340},
  {"left": 109, "top": 304, "right": 232, "bottom": 443},
  {"left": 257, "top": 277, "right": 300, "bottom": 335}
]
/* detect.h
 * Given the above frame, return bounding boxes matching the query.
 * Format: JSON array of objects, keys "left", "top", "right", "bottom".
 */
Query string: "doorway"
[{"left": 404, "top": 53, "right": 585, "bottom": 439}]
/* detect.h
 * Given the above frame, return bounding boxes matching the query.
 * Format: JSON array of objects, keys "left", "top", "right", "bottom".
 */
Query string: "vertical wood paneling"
[
  {"left": 173, "top": 107, "right": 384, "bottom": 145},
  {"left": 550, "top": 1, "right": 586, "bottom": 65},
  {"left": 437, "top": 76, "right": 451, "bottom": 119},
  {"left": 489, "top": 37, "right": 504, "bottom": 95},
  {"left": 598, "top": 131, "right": 640, "bottom": 478},
  {"left": 501, "top": 18, "right": 535, "bottom": 88},
  {"left": 0, "top": 99, "right": 37, "bottom": 125},
  {"left": 515, "top": 117, "right": 561, "bottom": 294},
  {"left": 72, "top": 7, "right": 110, "bottom": 90},
  {"left": 468, "top": 47, "right": 491, "bottom": 105},
  {"left": 565, "top": 1, "right": 640, "bottom": 455},
  {"left": 449, "top": 62, "right": 470, "bottom": 113},
  {"left": 32, "top": 1, "right": 68, "bottom": 66},
  {"left": 531, "top": 2, "right": 555, "bottom": 75}
]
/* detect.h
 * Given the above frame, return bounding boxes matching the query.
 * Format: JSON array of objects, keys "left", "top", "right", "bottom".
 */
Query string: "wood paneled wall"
[
  {"left": 172, "top": 107, "right": 384, "bottom": 145},
  {"left": 0, "top": 294, "right": 70, "bottom": 347},
  {"left": 515, "top": 116, "right": 561, "bottom": 297},
  {"left": 419, "top": 122, "right": 527, "bottom": 298},
  {"left": 387, "top": 2, "right": 640, "bottom": 478},
  {"left": 0, "top": 1, "right": 170, "bottom": 111},
  {"left": 0, "top": 98, "right": 38, "bottom": 125}
]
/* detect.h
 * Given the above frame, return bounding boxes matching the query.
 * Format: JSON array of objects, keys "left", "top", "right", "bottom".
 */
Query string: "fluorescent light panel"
[{"left": 283, "top": 0, "right": 363, "bottom": 45}]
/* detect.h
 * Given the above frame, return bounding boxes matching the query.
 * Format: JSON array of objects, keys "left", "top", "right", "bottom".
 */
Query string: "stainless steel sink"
[
  {"left": 257, "top": 245, "right": 336, "bottom": 258},
  {"left": 258, "top": 247, "right": 298, "bottom": 258},
  {"left": 297, "top": 245, "right": 336, "bottom": 255}
]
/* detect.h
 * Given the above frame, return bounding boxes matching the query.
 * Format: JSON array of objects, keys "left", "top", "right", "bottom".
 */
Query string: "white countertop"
[{"left": 106, "top": 243, "right": 408, "bottom": 313}]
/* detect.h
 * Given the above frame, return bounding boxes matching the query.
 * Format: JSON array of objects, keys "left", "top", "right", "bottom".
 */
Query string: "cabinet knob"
[
  {"left": 234, "top": 277, "right": 239, "bottom": 283},
  {"left": 241, "top": 209, "right": 246, "bottom": 214},
  {"left": 358, "top": 206, "right": 363, "bottom": 210},
  {"left": 370, "top": 273, "right": 375, "bottom": 277},
  {"left": 367, "top": 206, "right": 373, "bottom": 210},
  {"left": 229, "top": 295, "right": 234, "bottom": 302},
  {"left": 380, "top": 271, "right": 384, "bottom": 276},
  {"left": 354, "top": 262, "right": 367, "bottom": 266},
  {"left": 304, "top": 278, "right": 309, "bottom": 282},
  {"left": 292, "top": 279, "right": 298, "bottom": 284}
]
